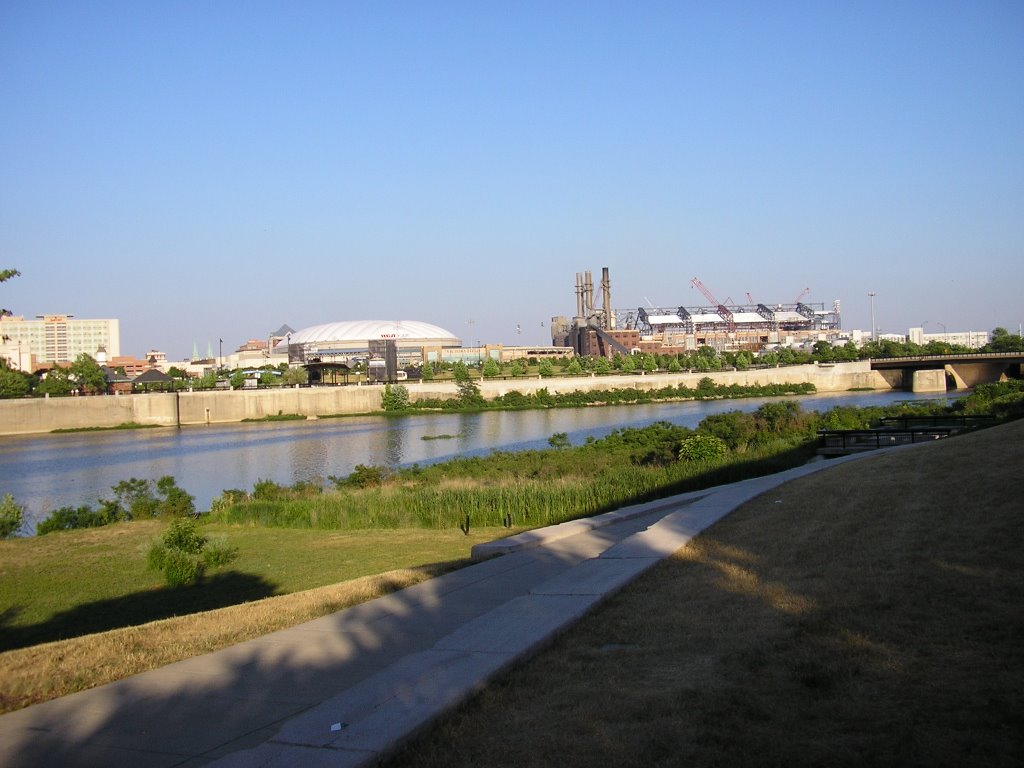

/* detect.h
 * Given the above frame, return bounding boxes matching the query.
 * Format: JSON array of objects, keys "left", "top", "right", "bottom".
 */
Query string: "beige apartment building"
[{"left": 0, "top": 314, "right": 120, "bottom": 370}]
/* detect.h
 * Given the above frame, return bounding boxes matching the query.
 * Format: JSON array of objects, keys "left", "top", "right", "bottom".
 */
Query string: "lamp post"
[
  {"left": 868, "top": 292, "right": 877, "bottom": 343},
  {"left": 218, "top": 338, "right": 223, "bottom": 371}
]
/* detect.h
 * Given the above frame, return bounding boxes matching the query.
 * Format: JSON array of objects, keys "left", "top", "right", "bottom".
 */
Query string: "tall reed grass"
[{"left": 211, "top": 445, "right": 815, "bottom": 532}]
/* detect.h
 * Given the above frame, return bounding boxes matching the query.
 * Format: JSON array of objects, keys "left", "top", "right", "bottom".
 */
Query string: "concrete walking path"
[{"left": 0, "top": 454, "right": 866, "bottom": 768}]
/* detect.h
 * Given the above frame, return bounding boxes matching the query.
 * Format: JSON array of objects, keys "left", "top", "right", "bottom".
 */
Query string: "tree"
[
  {"left": 564, "top": 358, "right": 583, "bottom": 375},
  {"left": 594, "top": 357, "right": 612, "bottom": 374},
  {"left": 452, "top": 361, "right": 471, "bottom": 383},
  {"left": 538, "top": 359, "right": 555, "bottom": 377},
  {"left": 35, "top": 367, "right": 74, "bottom": 396},
  {"left": 1, "top": 268, "right": 19, "bottom": 316},
  {"left": 107, "top": 478, "right": 159, "bottom": 519},
  {"left": 381, "top": 383, "right": 410, "bottom": 411},
  {"left": 229, "top": 370, "right": 245, "bottom": 389},
  {"left": 0, "top": 362, "right": 31, "bottom": 398},
  {"left": 812, "top": 341, "right": 835, "bottom": 362},
  {"left": 456, "top": 378, "right": 485, "bottom": 407},
  {"left": 281, "top": 366, "right": 308, "bottom": 385},
  {"left": 988, "top": 327, "right": 1024, "bottom": 352},
  {"left": 420, "top": 361, "right": 434, "bottom": 381},
  {"left": 619, "top": 355, "right": 636, "bottom": 373},
  {"left": 155, "top": 475, "right": 196, "bottom": 517},
  {"left": 69, "top": 353, "right": 107, "bottom": 394},
  {"left": 482, "top": 358, "right": 501, "bottom": 378}
]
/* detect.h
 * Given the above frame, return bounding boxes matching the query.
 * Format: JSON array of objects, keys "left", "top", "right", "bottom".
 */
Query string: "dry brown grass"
[
  {"left": 391, "top": 419, "right": 1024, "bottom": 768},
  {"left": 0, "top": 565, "right": 445, "bottom": 713}
]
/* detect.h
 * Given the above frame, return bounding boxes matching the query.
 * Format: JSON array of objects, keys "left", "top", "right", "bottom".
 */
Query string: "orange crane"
[{"left": 690, "top": 277, "right": 735, "bottom": 331}]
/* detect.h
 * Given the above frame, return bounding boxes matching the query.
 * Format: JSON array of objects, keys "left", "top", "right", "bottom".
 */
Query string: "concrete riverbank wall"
[{"left": 0, "top": 361, "right": 891, "bottom": 436}]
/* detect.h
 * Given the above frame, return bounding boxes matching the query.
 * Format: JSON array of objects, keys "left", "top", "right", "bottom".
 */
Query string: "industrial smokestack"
[
  {"left": 602, "top": 267, "right": 613, "bottom": 330},
  {"left": 585, "top": 271, "right": 594, "bottom": 317}
]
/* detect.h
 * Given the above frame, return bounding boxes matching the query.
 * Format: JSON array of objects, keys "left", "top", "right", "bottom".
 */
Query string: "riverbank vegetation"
[
  {"left": 387, "top": 375, "right": 818, "bottom": 414},
  {"left": 210, "top": 393, "right": 1002, "bottom": 533}
]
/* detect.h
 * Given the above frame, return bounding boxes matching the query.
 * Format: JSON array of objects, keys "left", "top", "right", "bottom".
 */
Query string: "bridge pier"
[{"left": 912, "top": 369, "right": 947, "bottom": 393}]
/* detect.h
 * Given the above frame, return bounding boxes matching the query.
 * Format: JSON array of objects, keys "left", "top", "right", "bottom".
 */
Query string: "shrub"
[
  {"left": 36, "top": 504, "right": 113, "bottom": 535},
  {"left": 147, "top": 517, "right": 235, "bottom": 587},
  {"left": 548, "top": 432, "right": 571, "bottom": 449},
  {"left": 0, "top": 494, "right": 24, "bottom": 538},
  {"left": 679, "top": 433, "right": 729, "bottom": 462},
  {"left": 332, "top": 464, "right": 391, "bottom": 488},
  {"left": 253, "top": 478, "right": 287, "bottom": 500},
  {"left": 202, "top": 535, "right": 239, "bottom": 568},
  {"left": 162, "top": 517, "right": 206, "bottom": 554},
  {"left": 209, "top": 489, "right": 248, "bottom": 516},
  {"left": 382, "top": 383, "right": 410, "bottom": 411},
  {"left": 162, "top": 547, "right": 203, "bottom": 587}
]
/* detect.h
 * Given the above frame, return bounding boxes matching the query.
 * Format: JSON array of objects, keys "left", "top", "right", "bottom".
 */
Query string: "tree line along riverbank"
[{"left": 0, "top": 361, "right": 889, "bottom": 435}]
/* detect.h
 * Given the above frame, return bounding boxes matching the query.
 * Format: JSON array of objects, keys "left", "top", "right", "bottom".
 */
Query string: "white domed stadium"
[{"left": 278, "top": 320, "right": 462, "bottom": 363}]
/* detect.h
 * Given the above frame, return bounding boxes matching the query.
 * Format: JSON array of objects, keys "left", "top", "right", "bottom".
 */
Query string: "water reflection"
[{"left": 0, "top": 390, "right": 954, "bottom": 527}]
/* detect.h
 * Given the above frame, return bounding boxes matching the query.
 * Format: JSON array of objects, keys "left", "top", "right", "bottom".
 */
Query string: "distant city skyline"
[{"left": 3, "top": 2, "right": 1021, "bottom": 359}]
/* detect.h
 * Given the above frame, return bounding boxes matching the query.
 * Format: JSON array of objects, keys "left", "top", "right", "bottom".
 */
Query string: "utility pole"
[{"left": 868, "top": 292, "right": 877, "bottom": 342}]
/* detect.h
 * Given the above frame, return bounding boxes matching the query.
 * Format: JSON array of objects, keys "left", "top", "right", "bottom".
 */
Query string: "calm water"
[{"left": 0, "top": 390, "right": 954, "bottom": 528}]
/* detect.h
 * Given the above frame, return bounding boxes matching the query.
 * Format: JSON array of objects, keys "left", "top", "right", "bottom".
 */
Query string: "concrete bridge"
[{"left": 870, "top": 351, "right": 1024, "bottom": 392}]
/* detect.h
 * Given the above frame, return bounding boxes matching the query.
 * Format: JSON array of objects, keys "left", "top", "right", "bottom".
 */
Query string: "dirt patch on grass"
[{"left": 391, "top": 419, "right": 1024, "bottom": 767}]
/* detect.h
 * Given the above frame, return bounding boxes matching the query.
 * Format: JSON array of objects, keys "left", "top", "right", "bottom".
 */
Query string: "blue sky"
[{"left": 2, "top": 1, "right": 1022, "bottom": 359}]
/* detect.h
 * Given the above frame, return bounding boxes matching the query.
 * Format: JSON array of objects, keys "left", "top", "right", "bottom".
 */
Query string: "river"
[{"left": 0, "top": 390, "right": 955, "bottom": 529}]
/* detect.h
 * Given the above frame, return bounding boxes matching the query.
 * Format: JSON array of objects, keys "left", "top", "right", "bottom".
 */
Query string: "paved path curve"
[{"left": 0, "top": 453, "right": 868, "bottom": 768}]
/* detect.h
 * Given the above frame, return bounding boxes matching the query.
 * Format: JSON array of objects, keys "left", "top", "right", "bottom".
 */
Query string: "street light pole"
[{"left": 868, "top": 292, "right": 877, "bottom": 342}]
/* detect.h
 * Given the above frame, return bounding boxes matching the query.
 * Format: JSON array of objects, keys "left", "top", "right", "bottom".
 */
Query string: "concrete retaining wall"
[{"left": 0, "top": 361, "right": 892, "bottom": 436}]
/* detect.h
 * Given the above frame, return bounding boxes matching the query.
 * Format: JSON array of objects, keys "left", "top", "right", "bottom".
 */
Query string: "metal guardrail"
[
  {"left": 818, "top": 428, "right": 955, "bottom": 455},
  {"left": 877, "top": 415, "right": 995, "bottom": 429}
]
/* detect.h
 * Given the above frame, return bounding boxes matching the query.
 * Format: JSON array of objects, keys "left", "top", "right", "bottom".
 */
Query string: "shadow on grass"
[{"left": 0, "top": 571, "right": 279, "bottom": 653}]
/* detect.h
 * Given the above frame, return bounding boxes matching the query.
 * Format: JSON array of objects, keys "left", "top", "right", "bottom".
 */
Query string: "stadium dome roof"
[{"left": 285, "top": 320, "right": 461, "bottom": 348}]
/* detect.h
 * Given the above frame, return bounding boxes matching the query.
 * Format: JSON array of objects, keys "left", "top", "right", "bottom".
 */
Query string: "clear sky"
[{"left": 2, "top": 1, "right": 1022, "bottom": 359}]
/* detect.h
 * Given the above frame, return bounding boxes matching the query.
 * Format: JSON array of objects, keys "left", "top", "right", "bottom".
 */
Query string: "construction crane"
[
  {"left": 690, "top": 277, "right": 735, "bottom": 331},
  {"left": 793, "top": 287, "right": 811, "bottom": 305}
]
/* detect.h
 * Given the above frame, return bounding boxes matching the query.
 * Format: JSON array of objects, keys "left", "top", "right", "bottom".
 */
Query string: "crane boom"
[
  {"left": 691, "top": 277, "right": 735, "bottom": 331},
  {"left": 690, "top": 277, "right": 719, "bottom": 305}
]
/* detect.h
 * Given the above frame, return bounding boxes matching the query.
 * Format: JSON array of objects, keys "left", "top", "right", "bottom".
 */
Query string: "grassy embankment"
[{"left": 0, "top": 524, "right": 504, "bottom": 712}]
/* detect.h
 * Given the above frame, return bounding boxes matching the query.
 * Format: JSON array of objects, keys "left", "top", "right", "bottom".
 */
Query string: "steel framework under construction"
[{"left": 551, "top": 268, "right": 842, "bottom": 357}]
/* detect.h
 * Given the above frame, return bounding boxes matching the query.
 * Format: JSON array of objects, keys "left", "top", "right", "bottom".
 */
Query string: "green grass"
[
  {"left": 50, "top": 422, "right": 162, "bottom": 433},
  {"left": 240, "top": 413, "right": 306, "bottom": 422},
  {"left": 0, "top": 520, "right": 509, "bottom": 651}
]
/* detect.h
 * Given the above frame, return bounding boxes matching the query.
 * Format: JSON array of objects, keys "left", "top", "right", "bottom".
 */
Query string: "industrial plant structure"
[{"left": 551, "top": 268, "right": 842, "bottom": 358}]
